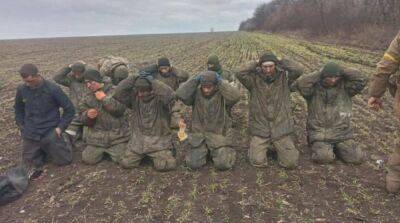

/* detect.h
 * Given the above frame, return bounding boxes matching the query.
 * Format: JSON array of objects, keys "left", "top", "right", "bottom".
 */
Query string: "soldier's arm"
[
  {"left": 53, "top": 66, "right": 73, "bottom": 87},
  {"left": 292, "top": 71, "right": 320, "bottom": 98},
  {"left": 176, "top": 75, "right": 199, "bottom": 106},
  {"left": 369, "top": 32, "right": 400, "bottom": 98},
  {"left": 280, "top": 58, "right": 304, "bottom": 86},
  {"left": 342, "top": 67, "right": 367, "bottom": 97},
  {"left": 236, "top": 61, "right": 256, "bottom": 90},
  {"left": 52, "top": 85, "right": 75, "bottom": 131},
  {"left": 219, "top": 79, "right": 240, "bottom": 107},
  {"left": 113, "top": 74, "right": 138, "bottom": 109},
  {"left": 102, "top": 91, "right": 126, "bottom": 117},
  {"left": 14, "top": 86, "right": 25, "bottom": 129},
  {"left": 77, "top": 97, "right": 96, "bottom": 126},
  {"left": 175, "top": 68, "right": 189, "bottom": 83}
]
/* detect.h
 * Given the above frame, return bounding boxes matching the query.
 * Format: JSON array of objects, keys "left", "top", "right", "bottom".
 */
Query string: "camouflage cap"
[
  {"left": 259, "top": 52, "right": 278, "bottom": 65},
  {"left": 83, "top": 69, "right": 103, "bottom": 83},
  {"left": 200, "top": 71, "right": 218, "bottom": 86},
  {"left": 135, "top": 77, "right": 152, "bottom": 91},
  {"left": 321, "top": 62, "right": 341, "bottom": 78},
  {"left": 19, "top": 64, "right": 38, "bottom": 76},
  {"left": 71, "top": 62, "right": 85, "bottom": 73}
]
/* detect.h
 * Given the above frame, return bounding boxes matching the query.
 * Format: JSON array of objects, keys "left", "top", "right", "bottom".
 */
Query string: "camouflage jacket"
[
  {"left": 153, "top": 67, "right": 189, "bottom": 91},
  {"left": 78, "top": 84, "right": 129, "bottom": 147},
  {"left": 293, "top": 67, "right": 366, "bottom": 143},
  {"left": 113, "top": 75, "right": 175, "bottom": 154},
  {"left": 176, "top": 77, "right": 240, "bottom": 148},
  {"left": 53, "top": 66, "right": 88, "bottom": 108},
  {"left": 236, "top": 59, "right": 303, "bottom": 140},
  {"left": 370, "top": 32, "right": 400, "bottom": 97}
]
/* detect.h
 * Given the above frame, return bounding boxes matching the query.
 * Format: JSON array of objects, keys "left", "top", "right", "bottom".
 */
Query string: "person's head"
[
  {"left": 200, "top": 71, "right": 219, "bottom": 97},
  {"left": 157, "top": 57, "right": 171, "bottom": 75},
  {"left": 83, "top": 69, "right": 104, "bottom": 92},
  {"left": 207, "top": 55, "right": 221, "bottom": 72},
  {"left": 71, "top": 62, "right": 85, "bottom": 81},
  {"left": 135, "top": 77, "right": 153, "bottom": 101},
  {"left": 321, "top": 62, "right": 342, "bottom": 88},
  {"left": 113, "top": 65, "right": 129, "bottom": 85},
  {"left": 19, "top": 64, "right": 42, "bottom": 88},
  {"left": 259, "top": 52, "right": 278, "bottom": 76}
]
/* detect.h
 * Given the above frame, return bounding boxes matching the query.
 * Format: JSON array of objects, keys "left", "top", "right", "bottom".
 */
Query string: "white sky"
[{"left": 0, "top": 0, "right": 266, "bottom": 39}]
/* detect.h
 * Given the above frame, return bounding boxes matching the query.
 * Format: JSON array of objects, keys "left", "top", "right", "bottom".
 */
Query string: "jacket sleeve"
[
  {"left": 369, "top": 32, "right": 400, "bottom": 97},
  {"left": 52, "top": 85, "right": 75, "bottom": 131},
  {"left": 113, "top": 74, "right": 138, "bottom": 109},
  {"left": 280, "top": 58, "right": 304, "bottom": 86},
  {"left": 102, "top": 90, "right": 126, "bottom": 118},
  {"left": 292, "top": 71, "right": 320, "bottom": 98},
  {"left": 218, "top": 80, "right": 240, "bottom": 107},
  {"left": 53, "top": 66, "right": 73, "bottom": 87},
  {"left": 152, "top": 80, "right": 176, "bottom": 109},
  {"left": 175, "top": 75, "right": 199, "bottom": 106},
  {"left": 14, "top": 86, "right": 25, "bottom": 129},
  {"left": 175, "top": 68, "right": 189, "bottom": 84},
  {"left": 236, "top": 62, "right": 256, "bottom": 90},
  {"left": 342, "top": 67, "right": 367, "bottom": 97}
]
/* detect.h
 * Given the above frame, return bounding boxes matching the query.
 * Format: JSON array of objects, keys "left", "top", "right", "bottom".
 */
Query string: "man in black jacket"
[{"left": 14, "top": 64, "right": 75, "bottom": 170}]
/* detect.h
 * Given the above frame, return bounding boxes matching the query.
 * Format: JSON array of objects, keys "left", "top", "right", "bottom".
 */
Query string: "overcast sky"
[{"left": 0, "top": 0, "right": 265, "bottom": 40}]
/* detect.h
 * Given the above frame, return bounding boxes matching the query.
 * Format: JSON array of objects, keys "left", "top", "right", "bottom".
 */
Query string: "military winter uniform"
[
  {"left": 176, "top": 71, "right": 240, "bottom": 170},
  {"left": 207, "top": 55, "right": 237, "bottom": 86},
  {"left": 369, "top": 31, "right": 400, "bottom": 193},
  {"left": 53, "top": 63, "right": 88, "bottom": 140},
  {"left": 294, "top": 62, "right": 366, "bottom": 164},
  {"left": 236, "top": 56, "right": 303, "bottom": 169},
  {"left": 79, "top": 72, "right": 129, "bottom": 165},
  {"left": 98, "top": 56, "right": 131, "bottom": 85},
  {"left": 113, "top": 75, "right": 177, "bottom": 171}
]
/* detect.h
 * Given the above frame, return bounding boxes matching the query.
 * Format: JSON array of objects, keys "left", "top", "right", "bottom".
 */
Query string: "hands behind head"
[{"left": 95, "top": 91, "right": 106, "bottom": 101}]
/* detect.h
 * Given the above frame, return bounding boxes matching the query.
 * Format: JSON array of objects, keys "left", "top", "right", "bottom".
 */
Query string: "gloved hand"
[
  {"left": 194, "top": 73, "right": 203, "bottom": 83},
  {"left": 216, "top": 73, "right": 222, "bottom": 84},
  {"left": 138, "top": 70, "right": 154, "bottom": 81}
]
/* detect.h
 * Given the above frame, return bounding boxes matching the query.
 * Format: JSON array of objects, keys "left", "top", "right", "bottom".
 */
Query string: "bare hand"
[
  {"left": 95, "top": 91, "right": 106, "bottom": 101},
  {"left": 87, "top": 109, "right": 98, "bottom": 119},
  {"left": 55, "top": 127, "right": 62, "bottom": 138},
  {"left": 368, "top": 97, "right": 383, "bottom": 111}
]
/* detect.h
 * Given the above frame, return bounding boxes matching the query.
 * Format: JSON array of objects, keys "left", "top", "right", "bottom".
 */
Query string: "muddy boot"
[{"left": 386, "top": 150, "right": 400, "bottom": 193}]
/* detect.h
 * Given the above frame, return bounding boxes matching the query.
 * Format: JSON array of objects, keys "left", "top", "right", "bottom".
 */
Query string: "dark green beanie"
[
  {"left": 19, "top": 64, "right": 38, "bottom": 76},
  {"left": 83, "top": 69, "right": 103, "bottom": 83},
  {"left": 207, "top": 55, "right": 221, "bottom": 72},
  {"left": 71, "top": 62, "right": 85, "bottom": 73},
  {"left": 114, "top": 65, "right": 129, "bottom": 80},
  {"left": 135, "top": 77, "right": 152, "bottom": 91},
  {"left": 157, "top": 57, "right": 170, "bottom": 67},
  {"left": 321, "top": 62, "right": 341, "bottom": 78},
  {"left": 259, "top": 52, "right": 278, "bottom": 65}
]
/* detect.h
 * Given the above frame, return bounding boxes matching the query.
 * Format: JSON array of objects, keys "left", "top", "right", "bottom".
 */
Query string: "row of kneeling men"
[{"left": 14, "top": 52, "right": 367, "bottom": 174}]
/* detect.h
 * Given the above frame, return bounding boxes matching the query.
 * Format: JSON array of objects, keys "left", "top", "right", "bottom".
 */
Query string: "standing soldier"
[
  {"left": 98, "top": 56, "right": 131, "bottom": 85},
  {"left": 14, "top": 64, "right": 75, "bottom": 172},
  {"left": 368, "top": 31, "right": 400, "bottom": 193},
  {"left": 207, "top": 55, "right": 236, "bottom": 86},
  {"left": 53, "top": 61, "right": 88, "bottom": 145},
  {"left": 176, "top": 71, "right": 240, "bottom": 170},
  {"left": 236, "top": 52, "right": 303, "bottom": 169},
  {"left": 79, "top": 69, "right": 129, "bottom": 165},
  {"left": 113, "top": 73, "right": 177, "bottom": 171},
  {"left": 293, "top": 62, "right": 366, "bottom": 164}
]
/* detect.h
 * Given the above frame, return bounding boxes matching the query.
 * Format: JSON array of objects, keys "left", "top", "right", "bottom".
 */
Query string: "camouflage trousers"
[
  {"left": 249, "top": 135, "right": 299, "bottom": 169},
  {"left": 311, "top": 139, "right": 364, "bottom": 164},
  {"left": 82, "top": 143, "right": 127, "bottom": 165},
  {"left": 386, "top": 147, "right": 400, "bottom": 193},
  {"left": 185, "top": 142, "right": 236, "bottom": 171},
  {"left": 121, "top": 149, "right": 176, "bottom": 172}
]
